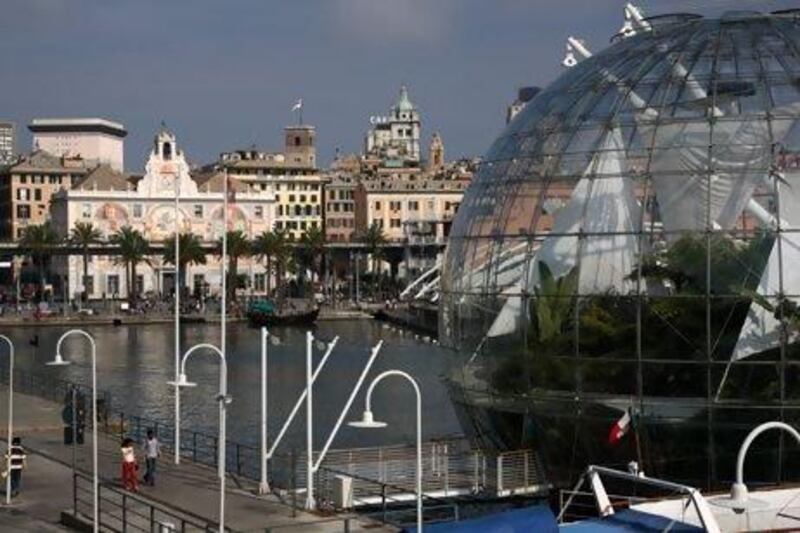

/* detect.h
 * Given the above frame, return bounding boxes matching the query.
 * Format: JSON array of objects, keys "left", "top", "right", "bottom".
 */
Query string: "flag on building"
[
  {"left": 292, "top": 98, "right": 303, "bottom": 112},
  {"left": 607, "top": 408, "right": 634, "bottom": 445}
]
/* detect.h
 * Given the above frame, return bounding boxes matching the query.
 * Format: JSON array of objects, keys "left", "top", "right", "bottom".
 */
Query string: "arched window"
[
  {"left": 294, "top": 136, "right": 301, "bottom": 147},
  {"left": 305, "top": 205, "right": 312, "bottom": 216},
  {"left": 294, "top": 205, "right": 301, "bottom": 216},
  {"left": 163, "top": 142, "right": 172, "bottom": 160}
]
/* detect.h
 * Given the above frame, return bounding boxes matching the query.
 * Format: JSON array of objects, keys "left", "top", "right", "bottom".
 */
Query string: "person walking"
[
  {"left": 120, "top": 437, "right": 138, "bottom": 492},
  {"left": 5, "top": 437, "right": 27, "bottom": 497},
  {"left": 142, "top": 429, "right": 160, "bottom": 486}
]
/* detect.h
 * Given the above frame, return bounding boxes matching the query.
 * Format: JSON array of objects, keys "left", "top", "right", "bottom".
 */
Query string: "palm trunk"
[
  {"left": 125, "top": 261, "right": 132, "bottom": 301},
  {"left": 82, "top": 250, "right": 89, "bottom": 301},
  {"left": 130, "top": 261, "right": 138, "bottom": 305},
  {"left": 266, "top": 256, "right": 272, "bottom": 295}
]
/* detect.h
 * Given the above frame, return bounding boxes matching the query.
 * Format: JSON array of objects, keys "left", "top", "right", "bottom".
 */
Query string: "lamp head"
[
  {"left": 46, "top": 353, "right": 71, "bottom": 366},
  {"left": 216, "top": 393, "right": 233, "bottom": 405},
  {"left": 166, "top": 372, "right": 197, "bottom": 388},
  {"left": 348, "top": 410, "right": 388, "bottom": 429}
]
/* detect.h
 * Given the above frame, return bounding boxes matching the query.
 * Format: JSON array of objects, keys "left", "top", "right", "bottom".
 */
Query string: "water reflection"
[{"left": 7, "top": 320, "right": 461, "bottom": 451}]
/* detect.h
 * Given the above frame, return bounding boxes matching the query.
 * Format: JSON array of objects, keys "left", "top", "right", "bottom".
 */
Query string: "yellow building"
[{"left": 221, "top": 125, "right": 325, "bottom": 240}]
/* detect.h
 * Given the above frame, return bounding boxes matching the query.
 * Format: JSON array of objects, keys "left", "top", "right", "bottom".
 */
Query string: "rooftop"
[{"left": 29, "top": 117, "right": 127, "bottom": 137}]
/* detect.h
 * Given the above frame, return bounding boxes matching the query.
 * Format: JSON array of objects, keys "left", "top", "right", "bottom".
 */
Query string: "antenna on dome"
[
  {"left": 563, "top": 36, "right": 592, "bottom": 68},
  {"left": 619, "top": 3, "right": 651, "bottom": 38}
]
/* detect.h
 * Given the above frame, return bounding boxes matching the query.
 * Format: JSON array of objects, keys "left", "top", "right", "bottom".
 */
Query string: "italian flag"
[{"left": 608, "top": 408, "right": 633, "bottom": 445}]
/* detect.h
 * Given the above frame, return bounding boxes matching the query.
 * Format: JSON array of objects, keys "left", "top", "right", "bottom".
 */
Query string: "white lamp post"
[
  {"left": 259, "top": 327, "right": 269, "bottom": 495},
  {"left": 168, "top": 343, "right": 229, "bottom": 533},
  {"left": 46, "top": 329, "right": 98, "bottom": 533},
  {"left": 174, "top": 166, "right": 182, "bottom": 465},
  {"left": 348, "top": 369, "right": 423, "bottom": 532},
  {"left": 712, "top": 421, "right": 800, "bottom": 512},
  {"left": 0, "top": 335, "right": 14, "bottom": 506}
]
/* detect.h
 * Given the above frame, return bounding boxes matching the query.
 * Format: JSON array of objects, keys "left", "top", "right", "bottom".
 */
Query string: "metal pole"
[
  {"left": 72, "top": 387, "right": 77, "bottom": 476},
  {"left": 222, "top": 168, "right": 228, "bottom": 356},
  {"left": 91, "top": 338, "right": 98, "bottom": 533},
  {"left": 219, "top": 353, "right": 227, "bottom": 532},
  {"left": 259, "top": 327, "right": 270, "bottom": 494},
  {"left": 0, "top": 336, "right": 13, "bottom": 506},
  {"left": 305, "top": 331, "right": 314, "bottom": 510},
  {"left": 174, "top": 164, "right": 181, "bottom": 465}
]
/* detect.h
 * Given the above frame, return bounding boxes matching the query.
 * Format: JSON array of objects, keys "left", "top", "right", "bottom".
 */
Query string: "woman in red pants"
[{"left": 120, "top": 437, "right": 139, "bottom": 492}]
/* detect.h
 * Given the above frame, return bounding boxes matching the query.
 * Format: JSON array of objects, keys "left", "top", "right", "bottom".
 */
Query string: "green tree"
[
  {"left": 20, "top": 222, "right": 61, "bottom": 299},
  {"left": 253, "top": 229, "right": 288, "bottom": 296},
  {"left": 298, "top": 226, "right": 326, "bottom": 291},
  {"left": 360, "top": 222, "right": 387, "bottom": 297},
  {"left": 70, "top": 222, "right": 103, "bottom": 300},
  {"left": 216, "top": 230, "right": 251, "bottom": 301},
  {"left": 163, "top": 232, "right": 207, "bottom": 295},
  {"left": 111, "top": 226, "right": 150, "bottom": 304}
]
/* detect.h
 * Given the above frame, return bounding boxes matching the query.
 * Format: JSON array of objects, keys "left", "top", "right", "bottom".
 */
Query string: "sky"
[{"left": 2, "top": 0, "right": 797, "bottom": 171}]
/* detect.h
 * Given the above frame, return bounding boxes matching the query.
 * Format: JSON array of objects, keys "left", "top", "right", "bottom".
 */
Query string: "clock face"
[{"left": 161, "top": 174, "right": 176, "bottom": 192}]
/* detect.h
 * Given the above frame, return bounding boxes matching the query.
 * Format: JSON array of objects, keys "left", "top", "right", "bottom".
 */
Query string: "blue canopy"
[
  {"left": 402, "top": 505, "right": 558, "bottom": 533},
  {"left": 560, "top": 509, "right": 704, "bottom": 532}
]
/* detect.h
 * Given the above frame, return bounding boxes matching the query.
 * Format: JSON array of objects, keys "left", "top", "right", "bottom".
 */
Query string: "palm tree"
[
  {"left": 70, "top": 222, "right": 103, "bottom": 300},
  {"left": 360, "top": 222, "right": 387, "bottom": 297},
  {"left": 253, "top": 229, "right": 288, "bottom": 296},
  {"left": 20, "top": 222, "right": 61, "bottom": 300},
  {"left": 111, "top": 226, "right": 150, "bottom": 304},
  {"left": 163, "top": 232, "right": 207, "bottom": 296},
  {"left": 217, "top": 230, "right": 251, "bottom": 301},
  {"left": 299, "top": 226, "right": 326, "bottom": 292}
]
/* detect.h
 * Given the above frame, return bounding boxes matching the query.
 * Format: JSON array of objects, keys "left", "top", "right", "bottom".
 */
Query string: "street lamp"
[
  {"left": 0, "top": 335, "right": 14, "bottom": 506},
  {"left": 348, "top": 369, "right": 423, "bottom": 532},
  {"left": 46, "top": 329, "right": 98, "bottom": 533},
  {"left": 259, "top": 327, "right": 269, "bottom": 495},
  {"left": 711, "top": 421, "right": 800, "bottom": 512},
  {"left": 173, "top": 165, "right": 182, "bottom": 466},
  {"left": 167, "top": 343, "right": 229, "bottom": 533}
]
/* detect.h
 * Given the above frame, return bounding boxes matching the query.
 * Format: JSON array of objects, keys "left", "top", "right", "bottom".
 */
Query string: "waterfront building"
[
  {"left": 0, "top": 122, "right": 15, "bottom": 165},
  {"left": 29, "top": 118, "right": 127, "bottom": 172},
  {"left": 221, "top": 125, "right": 324, "bottom": 241},
  {"left": 51, "top": 128, "right": 276, "bottom": 299},
  {"left": 0, "top": 150, "right": 89, "bottom": 240},
  {"left": 324, "top": 174, "right": 356, "bottom": 243},
  {"left": 364, "top": 85, "right": 421, "bottom": 166},
  {"left": 440, "top": 9, "right": 800, "bottom": 493}
]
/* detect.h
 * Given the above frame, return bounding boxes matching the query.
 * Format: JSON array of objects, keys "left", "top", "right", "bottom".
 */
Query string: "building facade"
[
  {"left": 0, "top": 151, "right": 89, "bottom": 240},
  {"left": 51, "top": 129, "right": 277, "bottom": 299},
  {"left": 29, "top": 118, "right": 127, "bottom": 172},
  {"left": 324, "top": 175, "right": 356, "bottom": 243},
  {"left": 221, "top": 125, "right": 324, "bottom": 241},
  {"left": 0, "top": 122, "right": 15, "bottom": 165},
  {"left": 364, "top": 86, "right": 421, "bottom": 166}
]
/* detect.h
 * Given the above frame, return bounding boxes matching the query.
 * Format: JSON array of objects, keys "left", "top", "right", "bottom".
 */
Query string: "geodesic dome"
[{"left": 440, "top": 9, "right": 800, "bottom": 489}]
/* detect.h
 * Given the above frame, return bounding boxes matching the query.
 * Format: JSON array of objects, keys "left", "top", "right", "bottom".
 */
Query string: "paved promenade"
[{"left": 0, "top": 385, "right": 391, "bottom": 532}]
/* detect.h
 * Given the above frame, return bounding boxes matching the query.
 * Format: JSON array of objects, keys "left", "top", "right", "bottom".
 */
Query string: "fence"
[{"left": 72, "top": 470, "right": 219, "bottom": 532}]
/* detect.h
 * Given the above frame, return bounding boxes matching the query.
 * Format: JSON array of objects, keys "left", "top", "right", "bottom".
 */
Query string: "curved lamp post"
[
  {"left": 168, "top": 343, "right": 229, "bottom": 533},
  {"left": 46, "top": 329, "right": 97, "bottom": 533},
  {"left": 0, "top": 335, "right": 13, "bottom": 506},
  {"left": 348, "top": 370, "right": 423, "bottom": 532},
  {"left": 713, "top": 421, "right": 800, "bottom": 512}
]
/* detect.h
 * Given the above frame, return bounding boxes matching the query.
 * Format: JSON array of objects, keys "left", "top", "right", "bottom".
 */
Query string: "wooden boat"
[{"left": 247, "top": 300, "right": 319, "bottom": 328}]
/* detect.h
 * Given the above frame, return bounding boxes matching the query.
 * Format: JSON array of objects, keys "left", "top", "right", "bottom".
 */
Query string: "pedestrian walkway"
[{"left": 0, "top": 385, "right": 391, "bottom": 532}]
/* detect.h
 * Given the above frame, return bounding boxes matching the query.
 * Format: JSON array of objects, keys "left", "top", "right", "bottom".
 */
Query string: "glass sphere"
[{"left": 440, "top": 10, "right": 800, "bottom": 490}]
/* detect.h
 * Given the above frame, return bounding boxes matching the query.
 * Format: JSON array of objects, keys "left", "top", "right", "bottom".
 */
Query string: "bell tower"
[
  {"left": 427, "top": 132, "right": 445, "bottom": 173},
  {"left": 284, "top": 125, "right": 316, "bottom": 169}
]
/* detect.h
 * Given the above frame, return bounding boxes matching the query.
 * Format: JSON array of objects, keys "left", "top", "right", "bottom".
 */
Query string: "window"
[
  {"left": 81, "top": 204, "right": 92, "bottom": 218},
  {"left": 300, "top": 195, "right": 306, "bottom": 202},
  {"left": 427, "top": 200, "right": 435, "bottom": 210},
  {"left": 16, "top": 189, "right": 29, "bottom": 201},
  {"left": 16, "top": 205, "right": 30, "bottom": 219},
  {"left": 135, "top": 275, "right": 144, "bottom": 295},
  {"left": 390, "top": 219, "right": 401, "bottom": 228},
  {"left": 289, "top": 195, "right": 296, "bottom": 202},
  {"left": 133, "top": 204, "right": 142, "bottom": 218},
  {"left": 49, "top": 176, "right": 58, "bottom": 184},
  {"left": 301, "top": 221, "right": 307, "bottom": 230},
  {"left": 375, "top": 201, "right": 381, "bottom": 210},
  {"left": 194, "top": 205, "right": 203, "bottom": 217},
  {"left": 34, "top": 189, "right": 42, "bottom": 201},
  {"left": 390, "top": 201, "right": 401, "bottom": 211},
  {"left": 409, "top": 201, "right": 419, "bottom": 211},
  {"left": 107, "top": 274, "right": 120, "bottom": 295},
  {"left": 255, "top": 206, "right": 263, "bottom": 218},
  {"left": 83, "top": 275, "right": 94, "bottom": 296},
  {"left": 329, "top": 190, "right": 335, "bottom": 200},
  {"left": 310, "top": 195, "right": 316, "bottom": 203},
  {"left": 275, "top": 221, "right": 283, "bottom": 229},
  {"left": 311, "top": 220, "right": 318, "bottom": 228},
  {"left": 294, "top": 205, "right": 301, "bottom": 216},
  {"left": 294, "top": 136, "right": 301, "bottom": 146},
  {"left": 278, "top": 205, "right": 284, "bottom": 216},
  {"left": 333, "top": 204, "right": 340, "bottom": 212},
  {"left": 193, "top": 274, "right": 206, "bottom": 297},
  {"left": 304, "top": 205, "right": 312, "bottom": 216},
  {"left": 19, "top": 176, "right": 26, "bottom": 184},
  {"left": 254, "top": 273, "right": 266, "bottom": 292}
]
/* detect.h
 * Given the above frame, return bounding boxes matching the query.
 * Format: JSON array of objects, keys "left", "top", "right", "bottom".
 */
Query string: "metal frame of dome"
[{"left": 440, "top": 8, "right": 800, "bottom": 493}]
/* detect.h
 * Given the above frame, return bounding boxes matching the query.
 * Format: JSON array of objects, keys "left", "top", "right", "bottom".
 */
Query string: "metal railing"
[{"left": 72, "top": 470, "right": 219, "bottom": 532}]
